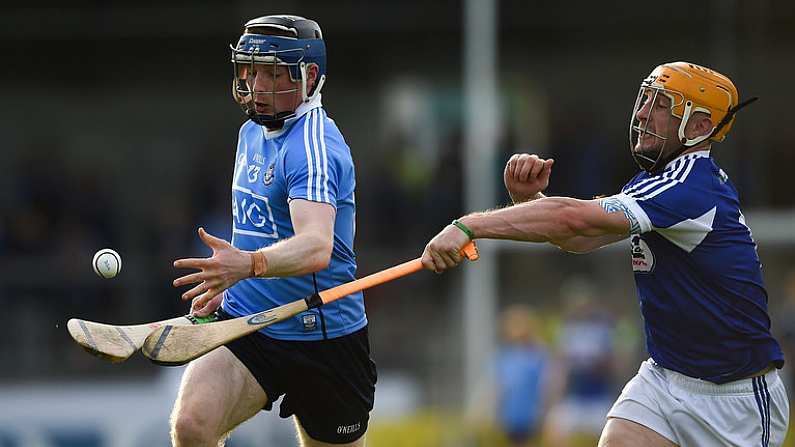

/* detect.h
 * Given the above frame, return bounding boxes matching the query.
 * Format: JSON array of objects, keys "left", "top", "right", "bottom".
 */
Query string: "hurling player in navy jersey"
[
  {"left": 422, "top": 62, "right": 789, "bottom": 446},
  {"left": 169, "top": 15, "right": 375, "bottom": 447}
]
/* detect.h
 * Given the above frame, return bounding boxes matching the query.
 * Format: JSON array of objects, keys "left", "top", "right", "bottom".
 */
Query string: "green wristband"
[{"left": 452, "top": 219, "right": 475, "bottom": 240}]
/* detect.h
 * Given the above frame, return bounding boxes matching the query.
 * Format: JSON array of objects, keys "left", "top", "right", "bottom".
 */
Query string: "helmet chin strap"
[
  {"left": 248, "top": 110, "right": 295, "bottom": 129},
  {"left": 639, "top": 96, "right": 759, "bottom": 175}
]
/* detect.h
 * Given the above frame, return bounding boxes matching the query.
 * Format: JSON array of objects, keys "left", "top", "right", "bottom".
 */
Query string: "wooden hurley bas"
[{"left": 141, "top": 242, "right": 479, "bottom": 366}]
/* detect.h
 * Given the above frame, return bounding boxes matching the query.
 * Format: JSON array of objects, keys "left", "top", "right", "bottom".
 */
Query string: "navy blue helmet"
[{"left": 231, "top": 15, "right": 327, "bottom": 127}]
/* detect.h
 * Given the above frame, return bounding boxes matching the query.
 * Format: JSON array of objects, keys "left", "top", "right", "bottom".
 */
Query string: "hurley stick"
[
  {"left": 142, "top": 242, "right": 478, "bottom": 366},
  {"left": 67, "top": 314, "right": 217, "bottom": 363}
]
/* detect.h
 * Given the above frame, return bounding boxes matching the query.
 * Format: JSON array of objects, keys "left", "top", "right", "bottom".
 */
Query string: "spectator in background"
[
  {"left": 494, "top": 304, "right": 550, "bottom": 447},
  {"left": 543, "top": 278, "right": 617, "bottom": 447}
]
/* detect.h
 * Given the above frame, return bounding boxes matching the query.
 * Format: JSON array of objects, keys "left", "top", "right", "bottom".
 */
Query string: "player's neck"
[{"left": 681, "top": 143, "right": 711, "bottom": 156}]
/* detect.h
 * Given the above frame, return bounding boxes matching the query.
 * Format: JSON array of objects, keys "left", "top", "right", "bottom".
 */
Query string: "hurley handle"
[{"left": 317, "top": 241, "right": 478, "bottom": 305}]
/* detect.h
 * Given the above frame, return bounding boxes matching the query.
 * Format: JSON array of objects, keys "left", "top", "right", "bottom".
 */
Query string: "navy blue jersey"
[
  {"left": 610, "top": 150, "right": 783, "bottom": 383},
  {"left": 222, "top": 96, "right": 367, "bottom": 340}
]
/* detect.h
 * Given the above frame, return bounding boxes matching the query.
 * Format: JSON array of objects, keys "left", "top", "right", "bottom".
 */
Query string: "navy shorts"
[{"left": 219, "top": 310, "right": 377, "bottom": 444}]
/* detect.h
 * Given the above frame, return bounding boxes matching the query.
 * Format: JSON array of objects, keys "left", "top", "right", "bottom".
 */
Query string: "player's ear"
[
  {"left": 306, "top": 63, "right": 319, "bottom": 92},
  {"left": 690, "top": 112, "right": 714, "bottom": 139}
]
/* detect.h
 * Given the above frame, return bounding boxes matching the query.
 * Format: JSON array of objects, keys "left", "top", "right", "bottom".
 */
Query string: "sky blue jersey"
[
  {"left": 222, "top": 95, "right": 366, "bottom": 341},
  {"left": 496, "top": 346, "right": 548, "bottom": 434},
  {"left": 608, "top": 150, "right": 783, "bottom": 383}
]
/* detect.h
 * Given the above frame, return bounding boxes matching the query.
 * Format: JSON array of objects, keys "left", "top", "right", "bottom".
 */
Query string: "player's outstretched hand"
[
  {"left": 503, "top": 153, "right": 554, "bottom": 204},
  {"left": 173, "top": 227, "right": 251, "bottom": 317},
  {"left": 421, "top": 224, "right": 471, "bottom": 273}
]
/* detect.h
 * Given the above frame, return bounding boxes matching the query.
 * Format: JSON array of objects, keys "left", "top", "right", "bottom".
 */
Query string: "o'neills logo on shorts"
[
  {"left": 337, "top": 422, "right": 361, "bottom": 435},
  {"left": 630, "top": 235, "right": 655, "bottom": 273}
]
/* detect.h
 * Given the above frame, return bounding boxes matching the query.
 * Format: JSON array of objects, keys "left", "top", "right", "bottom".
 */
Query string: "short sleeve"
[
  {"left": 284, "top": 109, "right": 340, "bottom": 208},
  {"left": 609, "top": 156, "right": 718, "bottom": 251}
]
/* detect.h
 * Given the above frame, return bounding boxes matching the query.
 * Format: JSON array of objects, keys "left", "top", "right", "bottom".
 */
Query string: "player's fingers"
[
  {"left": 192, "top": 288, "right": 217, "bottom": 312},
  {"left": 447, "top": 250, "right": 463, "bottom": 266},
  {"left": 198, "top": 227, "right": 228, "bottom": 249},
  {"left": 173, "top": 257, "right": 211, "bottom": 269},
  {"left": 539, "top": 158, "right": 555, "bottom": 181},
  {"left": 191, "top": 294, "right": 206, "bottom": 314},
  {"left": 509, "top": 154, "right": 522, "bottom": 178},
  {"left": 191, "top": 294, "right": 204, "bottom": 313},
  {"left": 529, "top": 157, "right": 545, "bottom": 179},
  {"left": 182, "top": 281, "right": 211, "bottom": 301},
  {"left": 194, "top": 296, "right": 222, "bottom": 317},
  {"left": 192, "top": 290, "right": 221, "bottom": 316},
  {"left": 173, "top": 271, "right": 206, "bottom": 287},
  {"left": 516, "top": 158, "right": 533, "bottom": 181},
  {"left": 421, "top": 248, "right": 437, "bottom": 272},
  {"left": 437, "top": 250, "right": 460, "bottom": 270},
  {"left": 428, "top": 250, "right": 447, "bottom": 273}
]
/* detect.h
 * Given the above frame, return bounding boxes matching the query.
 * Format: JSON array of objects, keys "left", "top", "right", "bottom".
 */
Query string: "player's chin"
[
  {"left": 254, "top": 103, "right": 274, "bottom": 113},
  {"left": 633, "top": 141, "right": 661, "bottom": 154}
]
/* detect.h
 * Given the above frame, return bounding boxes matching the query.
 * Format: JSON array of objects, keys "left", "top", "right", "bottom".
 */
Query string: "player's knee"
[{"left": 171, "top": 410, "right": 217, "bottom": 446}]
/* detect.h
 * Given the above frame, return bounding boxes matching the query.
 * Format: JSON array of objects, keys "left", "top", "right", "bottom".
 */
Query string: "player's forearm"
[
  {"left": 459, "top": 197, "right": 603, "bottom": 245},
  {"left": 554, "top": 235, "right": 621, "bottom": 254},
  {"left": 252, "top": 233, "right": 333, "bottom": 278}
]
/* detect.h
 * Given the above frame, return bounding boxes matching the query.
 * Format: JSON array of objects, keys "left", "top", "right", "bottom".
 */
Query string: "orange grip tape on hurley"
[{"left": 318, "top": 241, "right": 479, "bottom": 305}]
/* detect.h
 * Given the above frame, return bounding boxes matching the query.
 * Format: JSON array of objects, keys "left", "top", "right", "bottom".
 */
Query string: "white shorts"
[{"left": 607, "top": 359, "right": 790, "bottom": 447}]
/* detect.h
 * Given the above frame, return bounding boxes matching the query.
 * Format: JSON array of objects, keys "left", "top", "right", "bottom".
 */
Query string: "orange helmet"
[
  {"left": 629, "top": 61, "right": 757, "bottom": 173},
  {"left": 645, "top": 62, "right": 738, "bottom": 143}
]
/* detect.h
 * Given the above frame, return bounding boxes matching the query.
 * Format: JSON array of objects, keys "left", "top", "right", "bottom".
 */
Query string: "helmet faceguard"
[
  {"left": 629, "top": 61, "right": 756, "bottom": 174},
  {"left": 231, "top": 15, "right": 327, "bottom": 128},
  {"left": 629, "top": 85, "right": 687, "bottom": 173}
]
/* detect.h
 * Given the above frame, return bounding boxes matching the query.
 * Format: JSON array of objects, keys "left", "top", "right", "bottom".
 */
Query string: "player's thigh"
[
  {"left": 598, "top": 417, "right": 678, "bottom": 447},
  {"left": 172, "top": 346, "right": 268, "bottom": 434},
  {"left": 294, "top": 417, "right": 367, "bottom": 447}
]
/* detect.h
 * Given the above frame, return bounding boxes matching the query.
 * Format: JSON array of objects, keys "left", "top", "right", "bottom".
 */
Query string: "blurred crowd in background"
[{"left": 1, "top": 1, "right": 794, "bottom": 446}]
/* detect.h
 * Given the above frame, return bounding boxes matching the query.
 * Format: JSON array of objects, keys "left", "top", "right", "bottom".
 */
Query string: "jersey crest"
[
  {"left": 630, "top": 235, "right": 654, "bottom": 272},
  {"left": 263, "top": 161, "right": 275, "bottom": 186}
]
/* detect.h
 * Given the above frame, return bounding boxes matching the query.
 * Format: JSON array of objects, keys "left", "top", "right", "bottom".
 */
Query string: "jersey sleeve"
[
  {"left": 607, "top": 157, "right": 717, "bottom": 246},
  {"left": 284, "top": 109, "right": 342, "bottom": 208}
]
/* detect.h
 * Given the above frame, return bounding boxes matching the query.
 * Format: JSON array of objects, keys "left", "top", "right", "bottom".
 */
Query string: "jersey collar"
[
  {"left": 264, "top": 94, "right": 323, "bottom": 139},
  {"left": 663, "top": 149, "right": 710, "bottom": 170}
]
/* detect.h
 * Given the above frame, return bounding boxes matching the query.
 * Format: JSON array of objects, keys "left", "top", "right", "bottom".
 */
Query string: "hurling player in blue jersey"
[
  {"left": 168, "top": 15, "right": 375, "bottom": 447},
  {"left": 422, "top": 62, "right": 789, "bottom": 446}
]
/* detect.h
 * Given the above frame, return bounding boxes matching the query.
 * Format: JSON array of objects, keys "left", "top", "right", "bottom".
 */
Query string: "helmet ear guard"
[
  {"left": 677, "top": 100, "right": 711, "bottom": 147},
  {"left": 298, "top": 61, "right": 326, "bottom": 102}
]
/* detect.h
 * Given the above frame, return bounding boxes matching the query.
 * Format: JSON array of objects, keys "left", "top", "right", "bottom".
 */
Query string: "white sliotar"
[{"left": 92, "top": 248, "right": 122, "bottom": 279}]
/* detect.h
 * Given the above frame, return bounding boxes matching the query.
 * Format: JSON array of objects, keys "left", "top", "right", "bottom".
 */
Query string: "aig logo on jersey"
[{"left": 630, "top": 235, "right": 655, "bottom": 272}]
